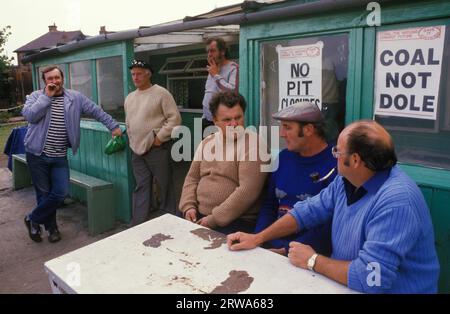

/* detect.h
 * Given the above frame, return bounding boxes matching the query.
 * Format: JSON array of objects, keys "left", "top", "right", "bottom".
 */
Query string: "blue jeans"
[{"left": 26, "top": 152, "right": 69, "bottom": 231}]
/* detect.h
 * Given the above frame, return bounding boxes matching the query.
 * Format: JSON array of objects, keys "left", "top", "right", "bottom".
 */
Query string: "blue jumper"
[
  {"left": 255, "top": 146, "right": 336, "bottom": 255},
  {"left": 290, "top": 166, "right": 440, "bottom": 293}
]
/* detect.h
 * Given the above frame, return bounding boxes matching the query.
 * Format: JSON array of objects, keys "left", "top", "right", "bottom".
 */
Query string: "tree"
[
  {"left": 1, "top": 26, "right": 15, "bottom": 104},
  {"left": 0, "top": 25, "right": 14, "bottom": 72}
]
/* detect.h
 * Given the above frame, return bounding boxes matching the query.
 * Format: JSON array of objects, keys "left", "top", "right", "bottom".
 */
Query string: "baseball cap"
[{"left": 129, "top": 59, "right": 153, "bottom": 73}]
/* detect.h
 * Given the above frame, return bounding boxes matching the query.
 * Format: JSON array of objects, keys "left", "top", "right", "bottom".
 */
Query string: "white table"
[{"left": 44, "top": 214, "right": 356, "bottom": 294}]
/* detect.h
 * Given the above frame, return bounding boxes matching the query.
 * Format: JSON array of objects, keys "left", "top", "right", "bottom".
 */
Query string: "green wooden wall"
[
  {"left": 179, "top": 111, "right": 203, "bottom": 158},
  {"left": 239, "top": 0, "right": 450, "bottom": 293},
  {"left": 67, "top": 120, "right": 133, "bottom": 222}
]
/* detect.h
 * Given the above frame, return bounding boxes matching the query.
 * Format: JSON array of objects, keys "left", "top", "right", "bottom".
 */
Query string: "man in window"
[
  {"left": 125, "top": 60, "right": 181, "bottom": 225},
  {"left": 228, "top": 120, "right": 440, "bottom": 293},
  {"left": 179, "top": 91, "right": 267, "bottom": 234},
  {"left": 202, "top": 37, "right": 239, "bottom": 134},
  {"left": 255, "top": 102, "right": 336, "bottom": 257},
  {"left": 22, "top": 65, "right": 122, "bottom": 243}
]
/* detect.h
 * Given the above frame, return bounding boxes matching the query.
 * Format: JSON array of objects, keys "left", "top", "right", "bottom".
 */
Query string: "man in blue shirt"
[
  {"left": 228, "top": 120, "right": 440, "bottom": 293},
  {"left": 255, "top": 102, "right": 336, "bottom": 256}
]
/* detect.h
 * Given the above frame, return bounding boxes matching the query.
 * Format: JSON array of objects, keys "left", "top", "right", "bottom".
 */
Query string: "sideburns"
[{"left": 343, "top": 156, "right": 351, "bottom": 167}]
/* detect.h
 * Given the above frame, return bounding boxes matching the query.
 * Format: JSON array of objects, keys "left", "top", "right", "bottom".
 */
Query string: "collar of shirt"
[{"left": 342, "top": 167, "right": 392, "bottom": 206}]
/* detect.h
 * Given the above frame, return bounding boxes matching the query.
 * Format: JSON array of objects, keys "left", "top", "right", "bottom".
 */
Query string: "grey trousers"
[{"left": 131, "top": 141, "right": 176, "bottom": 226}]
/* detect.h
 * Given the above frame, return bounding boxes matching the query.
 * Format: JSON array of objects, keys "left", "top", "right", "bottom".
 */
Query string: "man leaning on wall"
[
  {"left": 22, "top": 65, "right": 122, "bottom": 243},
  {"left": 201, "top": 37, "right": 239, "bottom": 134},
  {"left": 125, "top": 60, "right": 181, "bottom": 226}
]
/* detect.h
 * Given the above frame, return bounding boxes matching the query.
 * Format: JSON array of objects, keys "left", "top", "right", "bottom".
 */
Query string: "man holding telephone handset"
[{"left": 22, "top": 65, "right": 122, "bottom": 243}]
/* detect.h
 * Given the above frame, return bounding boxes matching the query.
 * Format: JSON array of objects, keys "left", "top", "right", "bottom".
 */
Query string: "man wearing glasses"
[
  {"left": 228, "top": 120, "right": 439, "bottom": 293},
  {"left": 254, "top": 102, "right": 336, "bottom": 257}
]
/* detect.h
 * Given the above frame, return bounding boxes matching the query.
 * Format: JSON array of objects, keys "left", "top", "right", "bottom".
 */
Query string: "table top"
[{"left": 44, "top": 214, "right": 356, "bottom": 294}]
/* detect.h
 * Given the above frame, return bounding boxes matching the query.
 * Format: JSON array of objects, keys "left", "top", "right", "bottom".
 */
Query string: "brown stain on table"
[
  {"left": 210, "top": 270, "right": 254, "bottom": 294},
  {"left": 142, "top": 233, "right": 174, "bottom": 248},
  {"left": 190, "top": 228, "right": 226, "bottom": 249}
]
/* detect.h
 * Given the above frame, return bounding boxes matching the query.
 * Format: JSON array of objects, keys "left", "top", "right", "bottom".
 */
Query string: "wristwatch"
[{"left": 307, "top": 253, "right": 319, "bottom": 272}]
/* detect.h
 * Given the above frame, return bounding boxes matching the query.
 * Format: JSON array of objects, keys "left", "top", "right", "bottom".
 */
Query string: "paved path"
[{"left": 0, "top": 169, "right": 127, "bottom": 293}]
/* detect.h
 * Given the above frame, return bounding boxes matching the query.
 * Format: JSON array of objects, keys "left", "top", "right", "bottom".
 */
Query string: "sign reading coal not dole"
[
  {"left": 374, "top": 26, "right": 445, "bottom": 120},
  {"left": 277, "top": 41, "right": 323, "bottom": 111}
]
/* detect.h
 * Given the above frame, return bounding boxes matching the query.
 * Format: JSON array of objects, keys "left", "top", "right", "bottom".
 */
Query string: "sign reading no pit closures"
[
  {"left": 374, "top": 26, "right": 445, "bottom": 120},
  {"left": 277, "top": 42, "right": 323, "bottom": 111}
]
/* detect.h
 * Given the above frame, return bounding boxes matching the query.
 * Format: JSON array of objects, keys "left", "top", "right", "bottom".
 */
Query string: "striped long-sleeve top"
[
  {"left": 290, "top": 166, "right": 440, "bottom": 293},
  {"left": 43, "top": 96, "right": 69, "bottom": 157}
]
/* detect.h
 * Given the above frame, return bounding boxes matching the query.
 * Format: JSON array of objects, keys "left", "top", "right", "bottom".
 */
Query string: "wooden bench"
[{"left": 12, "top": 154, "right": 115, "bottom": 236}]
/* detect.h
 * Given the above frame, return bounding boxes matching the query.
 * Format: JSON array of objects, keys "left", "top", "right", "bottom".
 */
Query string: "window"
[
  {"left": 168, "top": 77, "right": 205, "bottom": 110},
  {"left": 185, "top": 56, "right": 208, "bottom": 73},
  {"left": 374, "top": 24, "right": 450, "bottom": 170},
  {"left": 69, "top": 61, "right": 92, "bottom": 99},
  {"left": 97, "top": 56, "right": 125, "bottom": 121},
  {"left": 260, "top": 34, "right": 349, "bottom": 145},
  {"left": 160, "top": 55, "right": 208, "bottom": 110},
  {"left": 159, "top": 59, "right": 190, "bottom": 74}
]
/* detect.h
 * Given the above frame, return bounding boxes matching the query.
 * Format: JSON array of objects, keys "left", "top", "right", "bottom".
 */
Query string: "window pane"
[
  {"left": 188, "top": 58, "right": 208, "bottom": 71},
  {"left": 169, "top": 78, "right": 205, "bottom": 109},
  {"left": 375, "top": 25, "right": 450, "bottom": 170},
  {"left": 97, "top": 57, "right": 125, "bottom": 121},
  {"left": 260, "top": 34, "right": 349, "bottom": 145},
  {"left": 69, "top": 61, "right": 92, "bottom": 99},
  {"left": 160, "top": 60, "right": 190, "bottom": 73}
]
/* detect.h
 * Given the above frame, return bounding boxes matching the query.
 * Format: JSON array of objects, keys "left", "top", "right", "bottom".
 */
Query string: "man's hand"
[
  {"left": 288, "top": 241, "right": 315, "bottom": 269},
  {"left": 153, "top": 135, "right": 162, "bottom": 147},
  {"left": 184, "top": 208, "right": 198, "bottom": 222},
  {"left": 227, "top": 232, "right": 262, "bottom": 251},
  {"left": 269, "top": 247, "right": 287, "bottom": 256},
  {"left": 196, "top": 217, "right": 210, "bottom": 228},
  {"left": 111, "top": 127, "right": 122, "bottom": 138},
  {"left": 45, "top": 83, "right": 57, "bottom": 97},
  {"left": 206, "top": 58, "right": 219, "bottom": 76}
]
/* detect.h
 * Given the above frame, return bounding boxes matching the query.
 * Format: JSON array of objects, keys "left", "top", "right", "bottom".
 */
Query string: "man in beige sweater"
[
  {"left": 125, "top": 60, "right": 181, "bottom": 225},
  {"left": 179, "top": 91, "right": 268, "bottom": 234}
]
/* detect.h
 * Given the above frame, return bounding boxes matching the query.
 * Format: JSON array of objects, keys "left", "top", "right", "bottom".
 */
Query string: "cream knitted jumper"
[
  {"left": 124, "top": 84, "right": 181, "bottom": 155},
  {"left": 179, "top": 131, "right": 268, "bottom": 229}
]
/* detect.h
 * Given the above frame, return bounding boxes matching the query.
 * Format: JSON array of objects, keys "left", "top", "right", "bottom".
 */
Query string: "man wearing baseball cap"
[
  {"left": 254, "top": 102, "right": 336, "bottom": 256},
  {"left": 124, "top": 59, "right": 181, "bottom": 225}
]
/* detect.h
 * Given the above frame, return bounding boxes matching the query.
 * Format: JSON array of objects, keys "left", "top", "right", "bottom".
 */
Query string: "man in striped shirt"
[
  {"left": 227, "top": 120, "right": 439, "bottom": 293},
  {"left": 22, "top": 65, "right": 122, "bottom": 243}
]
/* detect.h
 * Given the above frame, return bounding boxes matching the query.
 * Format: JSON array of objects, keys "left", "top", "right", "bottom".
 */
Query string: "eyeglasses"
[{"left": 331, "top": 146, "right": 348, "bottom": 159}]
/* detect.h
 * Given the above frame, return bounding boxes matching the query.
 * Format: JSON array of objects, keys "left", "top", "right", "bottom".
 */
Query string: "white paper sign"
[
  {"left": 277, "top": 42, "right": 323, "bottom": 111},
  {"left": 374, "top": 26, "right": 445, "bottom": 120}
]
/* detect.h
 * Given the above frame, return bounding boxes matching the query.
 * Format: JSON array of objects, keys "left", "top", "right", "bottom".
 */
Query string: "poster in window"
[
  {"left": 277, "top": 42, "right": 323, "bottom": 111},
  {"left": 374, "top": 26, "right": 445, "bottom": 120}
]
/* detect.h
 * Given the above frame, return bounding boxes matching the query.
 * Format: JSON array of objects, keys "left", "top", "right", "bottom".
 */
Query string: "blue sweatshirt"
[
  {"left": 290, "top": 166, "right": 440, "bottom": 293},
  {"left": 255, "top": 146, "right": 336, "bottom": 255}
]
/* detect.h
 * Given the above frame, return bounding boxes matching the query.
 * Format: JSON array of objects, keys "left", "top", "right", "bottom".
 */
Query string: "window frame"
[
  {"left": 373, "top": 21, "right": 450, "bottom": 134},
  {"left": 369, "top": 18, "right": 450, "bottom": 173}
]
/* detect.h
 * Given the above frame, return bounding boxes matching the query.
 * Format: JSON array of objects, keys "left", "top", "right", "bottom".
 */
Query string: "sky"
[{"left": 1, "top": 0, "right": 242, "bottom": 65}]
